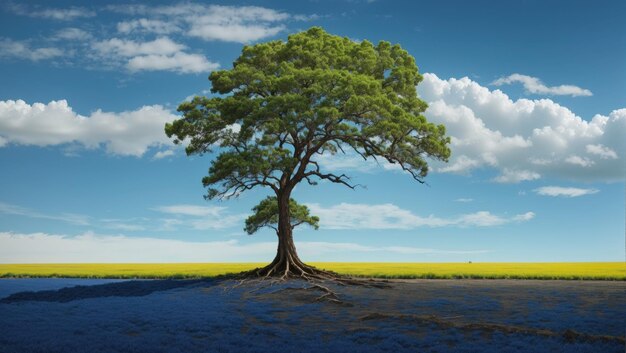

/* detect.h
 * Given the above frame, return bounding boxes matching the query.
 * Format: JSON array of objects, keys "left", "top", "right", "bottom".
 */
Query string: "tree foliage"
[
  {"left": 245, "top": 196, "right": 319, "bottom": 235},
  {"left": 165, "top": 27, "right": 451, "bottom": 202}
]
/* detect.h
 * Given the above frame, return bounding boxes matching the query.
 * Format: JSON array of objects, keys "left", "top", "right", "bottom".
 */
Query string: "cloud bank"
[
  {"left": 0, "top": 99, "right": 177, "bottom": 156},
  {"left": 417, "top": 73, "right": 625, "bottom": 182},
  {"left": 307, "top": 203, "right": 533, "bottom": 229},
  {"left": 0, "top": 231, "right": 488, "bottom": 263}
]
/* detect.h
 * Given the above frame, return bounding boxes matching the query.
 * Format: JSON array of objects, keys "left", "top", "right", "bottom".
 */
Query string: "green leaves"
[
  {"left": 245, "top": 196, "right": 319, "bottom": 235},
  {"left": 165, "top": 26, "right": 451, "bottom": 200}
]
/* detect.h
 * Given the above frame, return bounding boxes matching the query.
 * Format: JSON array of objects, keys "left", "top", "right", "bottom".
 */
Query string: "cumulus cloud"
[
  {"left": 306, "top": 202, "right": 533, "bottom": 229},
  {"left": 0, "top": 231, "right": 488, "bottom": 263},
  {"left": 492, "top": 73, "right": 593, "bottom": 97},
  {"left": 93, "top": 37, "right": 218, "bottom": 74},
  {"left": 0, "top": 38, "right": 63, "bottom": 61},
  {"left": 106, "top": 3, "right": 295, "bottom": 43},
  {"left": 417, "top": 73, "right": 625, "bottom": 182},
  {"left": 533, "top": 186, "right": 599, "bottom": 198},
  {"left": 0, "top": 99, "right": 177, "bottom": 156}
]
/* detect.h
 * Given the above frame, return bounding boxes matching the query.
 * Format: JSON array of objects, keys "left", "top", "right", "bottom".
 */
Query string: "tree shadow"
[{"left": 0, "top": 278, "right": 223, "bottom": 303}]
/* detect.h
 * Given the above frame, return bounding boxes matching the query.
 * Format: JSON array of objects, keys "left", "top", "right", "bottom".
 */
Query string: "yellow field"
[{"left": 0, "top": 262, "right": 623, "bottom": 280}]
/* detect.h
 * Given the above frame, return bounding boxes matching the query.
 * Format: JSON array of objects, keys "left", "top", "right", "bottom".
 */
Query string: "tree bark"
[{"left": 253, "top": 189, "right": 331, "bottom": 278}]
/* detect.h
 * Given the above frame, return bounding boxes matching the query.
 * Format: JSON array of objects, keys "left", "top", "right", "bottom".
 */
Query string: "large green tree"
[{"left": 166, "top": 27, "right": 450, "bottom": 279}]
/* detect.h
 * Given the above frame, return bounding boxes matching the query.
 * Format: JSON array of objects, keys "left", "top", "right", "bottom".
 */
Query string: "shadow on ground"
[{"left": 0, "top": 278, "right": 220, "bottom": 303}]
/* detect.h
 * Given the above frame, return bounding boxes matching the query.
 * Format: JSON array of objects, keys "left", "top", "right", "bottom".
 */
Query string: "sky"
[{"left": 0, "top": 0, "right": 624, "bottom": 263}]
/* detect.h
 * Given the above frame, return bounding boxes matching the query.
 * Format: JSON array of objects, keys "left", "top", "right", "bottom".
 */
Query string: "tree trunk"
[{"left": 253, "top": 190, "right": 329, "bottom": 278}]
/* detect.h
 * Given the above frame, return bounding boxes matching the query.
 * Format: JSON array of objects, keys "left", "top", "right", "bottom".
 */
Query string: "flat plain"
[
  {"left": 0, "top": 277, "right": 624, "bottom": 352},
  {"left": 1, "top": 262, "right": 624, "bottom": 280}
]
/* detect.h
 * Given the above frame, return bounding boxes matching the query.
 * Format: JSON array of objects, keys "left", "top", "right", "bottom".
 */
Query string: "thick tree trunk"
[{"left": 253, "top": 190, "right": 332, "bottom": 279}]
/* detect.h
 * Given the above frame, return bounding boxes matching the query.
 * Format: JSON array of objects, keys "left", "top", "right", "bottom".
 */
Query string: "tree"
[
  {"left": 165, "top": 27, "right": 450, "bottom": 280},
  {"left": 245, "top": 196, "right": 319, "bottom": 236}
]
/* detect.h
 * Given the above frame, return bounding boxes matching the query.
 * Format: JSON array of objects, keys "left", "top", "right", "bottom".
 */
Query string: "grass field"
[{"left": 0, "top": 262, "right": 623, "bottom": 280}]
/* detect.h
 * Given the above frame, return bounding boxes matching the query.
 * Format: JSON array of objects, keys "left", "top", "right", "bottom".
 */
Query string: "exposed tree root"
[
  {"left": 228, "top": 257, "right": 389, "bottom": 305},
  {"left": 236, "top": 258, "right": 390, "bottom": 289}
]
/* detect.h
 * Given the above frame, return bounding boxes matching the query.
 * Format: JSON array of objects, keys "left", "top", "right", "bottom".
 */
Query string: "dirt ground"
[{"left": 0, "top": 278, "right": 624, "bottom": 352}]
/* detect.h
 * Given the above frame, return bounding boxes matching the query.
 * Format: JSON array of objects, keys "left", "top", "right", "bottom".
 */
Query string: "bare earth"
[{"left": 0, "top": 278, "right": 624, "bottom": 352}]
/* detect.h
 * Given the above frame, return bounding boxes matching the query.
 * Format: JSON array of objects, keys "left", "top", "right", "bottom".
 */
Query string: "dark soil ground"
[{"left": 0, "top": 278, "right": 624, "bottom": 352}]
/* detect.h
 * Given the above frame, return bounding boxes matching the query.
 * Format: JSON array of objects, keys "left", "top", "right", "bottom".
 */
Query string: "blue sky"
[{"left": 0, "top": 0, "right": 624, "bottom": 263}]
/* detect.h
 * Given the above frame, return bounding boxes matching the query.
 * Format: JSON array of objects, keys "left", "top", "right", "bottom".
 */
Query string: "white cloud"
[
  {"left": 418, "top": 74, "right": 626, "bottom": 182},
  {"left": 93, "top": 37, "right": 185, "bottom": 57},
  {"left": 153, "top": 204, "right": 247, "bottom": 230},
  {"left": 512, "top": 212, "right": 536, "bottom": 221},
  {"left": 306, "top": 202, "right": 533, "bottom": 229},
  {"left": 586, "top": 144, "right": 617, "bottom": 159},
  {"left": 0, "top": 99, "right": 177, "bottom": 156},
  {"left": 456, "top": 211, "right": 507, "bottom": 227},
  {"left": 492, "top": 169, "right": 541, "bottom": 183},
  {"left": 492, "top": 73, "right": 592, "bottom": 97},
  {"left": 4, "top": 4, "right": 304, "bottom": 72},
  {"left": 188, "top": 23, "right": 285, "bottom": 43},
  {"left": 103, "top": 223, "right": 146, "bottom": 232},
  {"left": 298, "top": 242, "right": 488, "bottom": 257},
  {"left": 454, "top": 198, "right": 473, "bottom": 203},
  {"left": 153, "top": 150, "right": 175, "bottom": 159},
  {"left": 0, "top": 202, "right": 158, "bottom": 232},
  {"left": 154, "top": 205, "right": 226, "bottom": 217},
  {"left": 176, "top": 5, "right": 289, "bottom": 43},
  {"left": 93, "top": 37, "right": 218, "bottom": 74},
  {"left": 439, "top": 155, "right": 482, "bottom": 174},
  {"left": 534, "top": 186, "right": 599, "bottom": 198},
  {"left": 52, "top": 28, "right": 92, "bottom": 41},
  {"left": 106, "top": 4, "right": 296, "bottom": 43},
  {"left": 0, "top": 38, "right": 63, "bottom": 61},
  {"left": 0, "top": 202, "right": 90, "bottom": 226},
  {"left": 117, "top": 18, "right": 180, "bottom": 34},
  {"left": 0, "top": 231, "right": 275, "bottom": 263},
  {"left": 127, "top": 52, "right": 219, "bottom": 74},
  {"left": 8, "top": 3, "right": 96, "bottom": 21},
  {"left": 564, "top": 155, "right": 594, "bottom": 167},
  {"left": 0, "top": 231, "right": 488, "bottom": 263}
]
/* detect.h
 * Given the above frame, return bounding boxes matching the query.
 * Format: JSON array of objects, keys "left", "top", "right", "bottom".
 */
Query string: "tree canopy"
[{"left": 166, "top": 26, "right": 450, "bottom": 201}]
